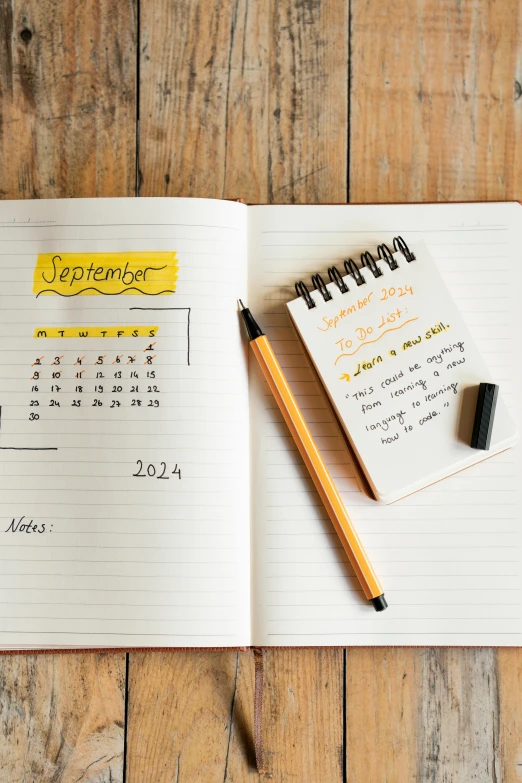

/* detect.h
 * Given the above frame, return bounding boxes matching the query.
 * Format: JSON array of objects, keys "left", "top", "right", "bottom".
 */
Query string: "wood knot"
[
  {"left": 515, "top": 80, "right": 522, "bottom": 101},
  {"left": 20, "top": 28, "right": 32, "bottom": 43}
]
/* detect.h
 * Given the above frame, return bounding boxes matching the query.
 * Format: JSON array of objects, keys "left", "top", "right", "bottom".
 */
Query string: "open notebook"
[{"left": 0, "top": 198, "right": 519, "bottom": 649}]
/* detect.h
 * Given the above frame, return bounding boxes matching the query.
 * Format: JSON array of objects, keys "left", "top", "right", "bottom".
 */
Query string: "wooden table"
[{"left": 0, "top": 0, "right": 521, "bottom": 780}]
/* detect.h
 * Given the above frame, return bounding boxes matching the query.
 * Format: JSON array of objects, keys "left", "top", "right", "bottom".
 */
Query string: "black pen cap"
[{"left": 471, "top": 383, "right": 499, "bottom": 450}]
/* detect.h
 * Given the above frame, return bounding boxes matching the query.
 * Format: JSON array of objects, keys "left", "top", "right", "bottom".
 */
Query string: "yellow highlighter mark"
[
  {"left": 33, "top": 252, "right": 178, "bottom": 297},
  {"left": 34, "top": 326, "right": 159, "bottom": 339}
]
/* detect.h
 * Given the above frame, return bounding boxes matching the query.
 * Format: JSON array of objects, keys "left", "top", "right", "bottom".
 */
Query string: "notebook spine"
[{"left": 294, "top": 236, "right": 415, "bottom": 310}]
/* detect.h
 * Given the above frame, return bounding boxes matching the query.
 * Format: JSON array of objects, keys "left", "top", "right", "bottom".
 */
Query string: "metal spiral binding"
[
  {"left": 393, "top": 235, "right": 415, "bottom": 262},
  {"left": 377, "top": 243, "right": 398, "bottom": 270},
  {"left": 295, "top": 280, "right": 316, "bottom": 309},
  {"left": 328, "top": 265, "right": 349, "bottom": 293},
  {"left": 311, "top": 273, "right": 332, "bottom": 302},
  {"left": 294, "top": 236, "right": 415, "bottom": 308},
  {"left": 344, "top": 258, "right": 365, "bottom": 286},
  {"left": 361, "top": 250, "right": 383, "bottom": 278}
]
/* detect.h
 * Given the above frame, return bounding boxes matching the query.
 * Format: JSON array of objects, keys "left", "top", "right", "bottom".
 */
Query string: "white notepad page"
[
  {"left": 0, "top": 197, "right": 250, "bottom": 649},
  {"left": 248, "top": 202, "right": 522, "bottom": 646},
  {"left": 286, "top": 241, "right": 517, "bottom": 503}
]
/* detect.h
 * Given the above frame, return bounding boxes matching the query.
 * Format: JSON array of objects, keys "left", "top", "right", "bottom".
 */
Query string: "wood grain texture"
[
  {"left": 139, "top": 0, "right": 238, "bottom": 199},
  {"left": 220, "top": 0, "right": 269, "bottom": 204},
  {"left": 350, "top": 0, "right": 522, "bottom": 203},
  {"left": 139, "top": 0, "right": 348, "bottom": 203},
  {"left": 126, "top": 651, "right": 259, "bottom": 783},
  {"left": 515, "top": 1, "right": 522, "bottom": 199},
  {"left": 262, "top": 649, "right": 344, "bottom": 782},
  {"left": 267, "top": 0, "right": 348, "bottom": 203},
  {"left": 0, "top": 653, "right": 125, "bottom": 783},
  {"left": 497, "top": 649, "right": 522, "bottom": 783},
  {"left": 126, "top": 649, "right": 343, "bottom": 782},
  {"left": 418, "top": 649, "right": 500, "bottom": 782},
  {"left": 345, "top": 648, "right": 419, "bottom": 782},
  {"left": 0, "top": 0, "right": 136, "bottom": 199}
]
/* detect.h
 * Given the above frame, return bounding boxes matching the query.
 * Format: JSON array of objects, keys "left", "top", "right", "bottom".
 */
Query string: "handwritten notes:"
[{"left": 33, "top": 251, "right": 178, "bottom": 296}]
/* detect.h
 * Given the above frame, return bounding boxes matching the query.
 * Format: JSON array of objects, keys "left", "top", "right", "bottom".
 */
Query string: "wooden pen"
[{"left": 239, "top": 300, "right": 387, "bottom": 612}]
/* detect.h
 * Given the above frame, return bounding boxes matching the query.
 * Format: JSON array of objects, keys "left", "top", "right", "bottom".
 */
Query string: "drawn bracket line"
[
  {"left": 129, "top": 307, "right": 191, "bottom": 366},
  {"left": 0, "top": 407, "right": 58, "bottom": 450}
]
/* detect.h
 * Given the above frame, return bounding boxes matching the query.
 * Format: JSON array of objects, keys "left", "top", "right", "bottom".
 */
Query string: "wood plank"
[
  {"left": 418, "top": 649, "right": 500, "bottom": 782},
  {"left": 127, "top": 649, "right": 343, "bottom": 782},
  {"left": 220, "top": 0, "right": 269, "bottom": 203},
  {"left": 220, "top": 651, "right": 260, "bottom": 780},
  {"left": 497, "top": 649, "right": 522, "bottom": 783},
  {"left": 141, "top": 0, "right": 270, "bottom": 202},
  {"left": 267, "top": 0, "right": 348, "bottom": 203},
  {"left": 0, "top": 653, "right": 125, "bottom": 783},
  {"left": 350, "top": 0, "right": 522, "bottom": 202},
  {"left": 347, "top": 649, "right": 507, "bottom": 782},
  {"left": 515, "top": 1, "right": 522, "bottom": 199},
  {"left": 0, "top": 0, "right": 136, "bottom": 199},
  {"left": 126, "top": 651, "right": 259, "bottom": 783},
  {"left": 139, "top": 0, "right": 348, "bottom": 203},
  {"left": 345, "top": 648, "right": 419, "bottom": 782},
  {"left": 262, "top": 649, "right": 344, "bottom": 782},
  {"left": 139, "top": 0, "right": 238, "bottom": 198}
]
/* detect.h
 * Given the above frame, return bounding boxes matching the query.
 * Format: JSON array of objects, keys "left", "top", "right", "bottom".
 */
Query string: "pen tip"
[{"left": 238, "top": 299, "right": 246, "bottom": 311}]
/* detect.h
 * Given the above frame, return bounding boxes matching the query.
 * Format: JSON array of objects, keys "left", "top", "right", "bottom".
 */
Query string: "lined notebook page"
[
  {"left": 248, "top": 202, "right": 522, "bottom": 646},
  {"left": 0, "top": 197, "right": 250, "bottom": 649}
]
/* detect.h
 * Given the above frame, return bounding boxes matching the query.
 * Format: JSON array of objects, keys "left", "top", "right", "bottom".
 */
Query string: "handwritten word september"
[
  {"left": 33, "top": 252, "right": 178, "bottom": 297},
  {"left": 317, "top": 285, "right": 413, "bottom": 332}
]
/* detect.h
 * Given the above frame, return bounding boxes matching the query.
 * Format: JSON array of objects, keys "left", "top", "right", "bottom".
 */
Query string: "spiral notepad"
[{"left": 287, "top": 238, "right": 518, "bottom": 503}]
